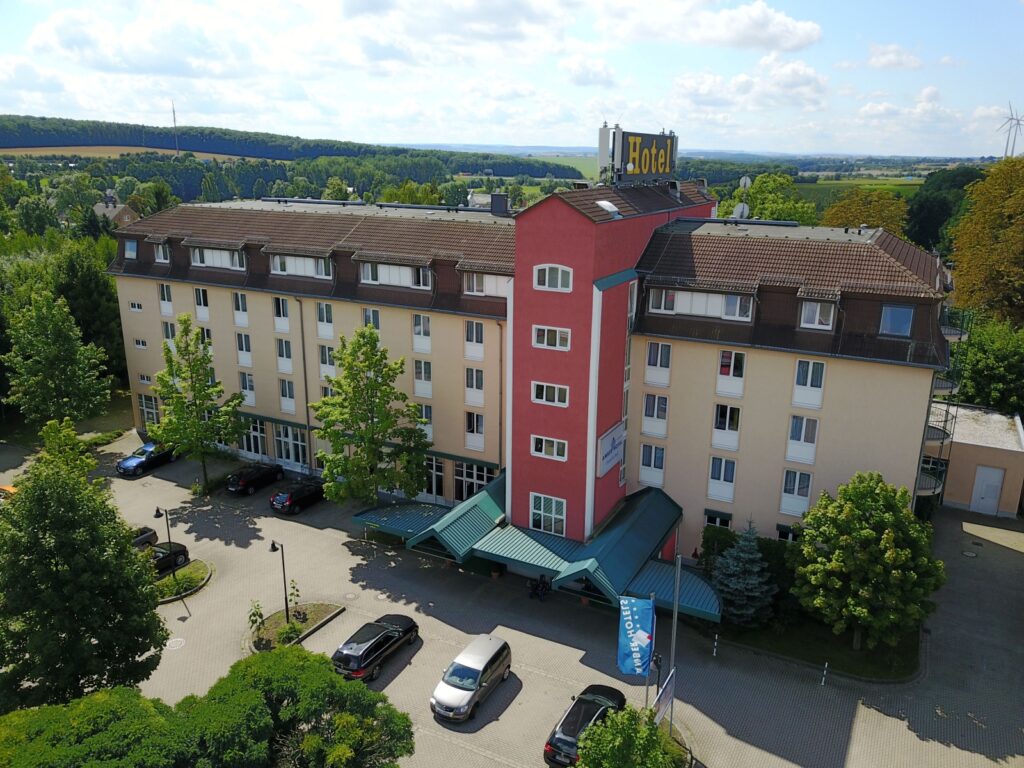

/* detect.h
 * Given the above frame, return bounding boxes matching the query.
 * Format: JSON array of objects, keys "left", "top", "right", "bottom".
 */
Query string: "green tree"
[
  {"left": 957, "top": 317, "right": 1024, "bottom": 413},
  {"left": 438, "top": 180, "right": 468, "bottom": 207},
  {"left": 114, "top": 174, "right": 140, "bottom": 203},
  {"left": 712, "top": 524, "right": 777, "bottom": 627},
  {"left": 506, "top": 182, "right": 525, "bottom": 208},
  {"left": 951, "top": 157, "right": 1024, "bottom": 321},
  {"left": 717, "top": 173, "right": 816, "bottom": 224},
  {"left": 821, "top": 187, "right": 908, "bottom": 236},
  {"left": 0, "top": 165, "right": 31, "bottom": 209},
  {"left": 323, "top": 176, "right": 351, "bottom": 200},
  {"left": 149, "top": 314, "right": 246, "bottom": 491},
  {"left": 312, "top": 325, "right": 430, "bottom": 505},
  {"left": 1, "top": 292, "right": 110, "bottom": 426},
  {"left": 578, "top": 706, "right": 671, "bottom": 768},
  {"left": 14, "top": 194, "right": 59, "bottom": 235},
  {"left": 0, "top": 687, "right": 187, "bottom": 767},
  {"left": 51, "top": 172, "right": 102, "bottom": 223},
  {"left": 905, "top": 190, "right": 953, "bottom": 250},
  {"left": 252, "top": 177, "right": 267, "bottom": 199},
  {"left": 791, "top": 472, "right": 946, "bottom": 650},
  {"left": 200, "top": 172, "right": 222, "bottom": 203},
  {"left": 0, "top": 420, "right": 169, "bottom": 712}
]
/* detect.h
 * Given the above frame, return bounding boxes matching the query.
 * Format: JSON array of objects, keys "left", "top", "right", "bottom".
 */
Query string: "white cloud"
[
  {"left": 918, "top": 86, "right": 941, "bottom": 104},
  {"left": 859, "top": 102, "right": 899, "bottom": 118},
  {"left": 867, "top": 43, "right": 921, "bottom": 69},
  {"left": 559, "top": 55, "right": 616, "bottom": 87},
  {"left": 939, "top": 54, "right": 956, "bottom": 65}
]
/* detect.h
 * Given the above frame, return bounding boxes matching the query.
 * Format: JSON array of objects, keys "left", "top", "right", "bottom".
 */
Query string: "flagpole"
[
  {"left": 644, "top": 591, "right": 655, "bottom": 709},
  {"left": 668, "top": 551, "right": 682, "bottom": 728}
]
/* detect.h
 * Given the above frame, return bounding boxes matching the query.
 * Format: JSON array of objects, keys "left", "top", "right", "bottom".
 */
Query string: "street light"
[
  {"left": 154, "top": 506, "right": 177, "bottom": 582},
  {"left": 269, "top": 540, "right": 289, "bottom": 624}
]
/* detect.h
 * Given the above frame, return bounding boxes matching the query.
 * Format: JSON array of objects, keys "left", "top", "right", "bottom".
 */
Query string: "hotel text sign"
[
  {"left": 617, "top": 131, "right": 676, "bottom": 181},
  {"left": 598, "top": 420, "right": 627, "bottom": 477}
]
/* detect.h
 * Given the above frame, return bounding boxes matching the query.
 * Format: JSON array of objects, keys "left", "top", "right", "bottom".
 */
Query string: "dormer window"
[
  {"left": 649, "top": 288, "right": 675, "bottom": 313},
  {"left": 124, "top": 240, "right": 137, "bottom": 260},
  {"left": 800, "top": 301, "right": 834, "bottom": 331},
  {"left": 154, "top": 243, "right": 170, "bottom": 263},
  {"left": 880, "top": 305, "right": 914, "bottom": 337},
  {"left": 190, "top": 247, "right": 245, "bottom": 271},
  {"left": 272, "top": 254, "right": 333, "bottom": 279}
]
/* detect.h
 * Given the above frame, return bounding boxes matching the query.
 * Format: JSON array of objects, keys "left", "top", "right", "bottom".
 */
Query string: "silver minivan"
[{"left": 430, "top": 634, "right": 511, "bottom": 721}]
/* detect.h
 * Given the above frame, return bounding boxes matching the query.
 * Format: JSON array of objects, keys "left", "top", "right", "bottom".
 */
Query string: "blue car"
[{"left": 116, "top": 442, "right": 176, "bottom": 477}]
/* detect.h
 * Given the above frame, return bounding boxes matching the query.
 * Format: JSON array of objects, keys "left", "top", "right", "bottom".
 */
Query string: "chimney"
[{"left": 490, "top": 192, "right": 509, "bottom": 216}]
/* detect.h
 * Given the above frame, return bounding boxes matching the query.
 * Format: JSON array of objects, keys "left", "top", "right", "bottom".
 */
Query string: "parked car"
[
  {"left": 543, "top": 684, "right": 626, "bottom": 766},
  {"left": 150, "top": 542, "right": 189, "bottom": 574},
  {"left": 331, "top": 614, "right": 419, "bottom": 680},
  {"left": 116, "top": 442, "right": 176, "bottom": 477},
  {"left": 430, "top": 634, "right": 511, "bottom": 721},
  {"left": 225, "top": 463, "right": 284, "bottom": 495},
  {"left": 133, "top": 526, "right": 158, "bottom": 549},
  {"left": 270, "top": 478, "right": 325, "bottom": 514}
]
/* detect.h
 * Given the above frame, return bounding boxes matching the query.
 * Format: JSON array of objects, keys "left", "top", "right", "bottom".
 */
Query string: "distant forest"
[{"left": 0, "top": 115, "right": 583, "bottom": 180}]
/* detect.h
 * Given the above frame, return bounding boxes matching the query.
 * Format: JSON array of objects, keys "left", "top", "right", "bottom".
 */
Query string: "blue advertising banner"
[{"left": 617, "top": 596, "right": 655, "bottom": 676}]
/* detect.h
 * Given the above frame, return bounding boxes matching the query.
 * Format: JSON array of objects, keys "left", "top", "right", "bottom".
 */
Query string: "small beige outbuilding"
[{"left": 927, "top": 403, "right": 1024, "bottom": 518}]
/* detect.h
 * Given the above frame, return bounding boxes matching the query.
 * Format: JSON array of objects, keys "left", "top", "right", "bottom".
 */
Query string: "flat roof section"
[
  {"left": 196, "top": 198, "right": 515, "bottom": 225},
  {"left": 946, "top": 403, "right": 1024, "bottom": 451}
]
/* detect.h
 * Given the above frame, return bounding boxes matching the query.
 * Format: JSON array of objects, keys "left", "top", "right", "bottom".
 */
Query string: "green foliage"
[
  {"left": 115, "top": 174, "right": 139, "bottom": 202},
  {"left": 248, "top": 601, "right": 265, "bottom": 633},
  {"left": 957, "top": 317, "right": 1024, "bottom": 413},
  {"left": 1, "top": 292, "right": 110, "bottom": 426},
  {"left": 821, "top": 187, "right": 908, "bottom": 236},
  {"left": 0, "top": 419, "right": 168, "bottom": 712},
  {"left": 712, "top": 525, "right": 777, "bottom": 627},
  {"left": 0, "top": 164, "right": 31, "bottom": 208},
  {"left": 506, "top": 182, "right": 525, "bottom": 208},
  {"left": 277, "top": 622, "right": 302, "bottom": 645},
  {"left": 0, "top": 687, "right": 189, "bottom": 768},
  {"left": 756, "top": 536, "right": 796, "bottom": 599},
  {"left": 51, "top": 172, "right": 102, "bottom": 222},
  {"left": 696, "top": 524, "right": 738, "bottom": 577},
  {"left": 952, "top": 157, "right": 1024, "bottom": 321},
  {"left": 155, "top": 560, "right": 208, "bottom": 599},
  {"left": 791, "top": 472, "right": 946, "bottom": 650},
  {"left": 717, "top": 173, "right": 817, "bottom": 224},
  {"left": 149, "top": 314, "right": 246, "bottom": 490},
  {"left": 438, "top": 180, "right": 468, "bottom": 207},
  {"left": 14, "top": 193, "right": 58, "bottom": 235},
  {"left": 289, "top": 579, "right": 301, "bottom": 610},
  {"left": 578, "top": 706, "right": 671, "bottom": 768},
  {"left": 312, "top": 325, "right": 431, "bottom": 505},
  {"left": 378, "top": 179, "right": 439, "bottom": 204},
  {"left": 323, "top": 176, "right": 351, "bottom": 200}
]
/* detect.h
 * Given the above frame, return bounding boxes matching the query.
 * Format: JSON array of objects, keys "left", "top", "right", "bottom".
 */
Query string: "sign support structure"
[{"left": 644, "top": 591, "right": 656, "bottom": 709}]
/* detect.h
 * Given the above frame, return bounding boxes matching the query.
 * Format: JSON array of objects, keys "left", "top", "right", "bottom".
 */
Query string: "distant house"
[{"left": 94, "top": 189, "right": 140, "bottom": 229}]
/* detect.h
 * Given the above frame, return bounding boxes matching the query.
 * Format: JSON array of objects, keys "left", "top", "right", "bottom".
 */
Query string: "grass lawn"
[
  {"left": 254, "top": 602, "right": 340, "bottom": 651},
  {"left": 155, "top": 560, "right": 210, "bottom": 600},
  {"left": 722, "top": 614, "right": 918, "bottom": 680},
  {"left": 540, "top": 154, "right": 598, "bottom": 179},
  {"left": 0, "top": 389, "right": 133, "bottom": 448},
  {"left": 795, "top": 177, "right": 923, "bottom": 211}
]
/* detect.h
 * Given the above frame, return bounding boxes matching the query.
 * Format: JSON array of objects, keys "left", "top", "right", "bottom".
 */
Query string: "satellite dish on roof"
[
  {"left": 732, "top": 202, "right": 750, "bottom": 219},
  {"left": 739, "top": 176, "right": 752, "bottom": 190}
]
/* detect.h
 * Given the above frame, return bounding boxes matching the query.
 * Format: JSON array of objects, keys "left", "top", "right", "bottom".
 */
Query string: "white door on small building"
[{"left": 970, "top": 465, "right": 1004, "bottom": 515}]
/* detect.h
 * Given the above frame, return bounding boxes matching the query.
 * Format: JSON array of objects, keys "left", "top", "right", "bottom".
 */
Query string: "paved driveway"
[{"left": 6, "top": 432, "right": 1023, "bottom": 768}]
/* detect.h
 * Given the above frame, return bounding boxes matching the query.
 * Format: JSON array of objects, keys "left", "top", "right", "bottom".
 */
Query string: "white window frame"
[
  {"left": 532, "top": 325, "right": 571, "bottom": 351},
  {"left": 786, "top": 415, "right": 818, "bottom": 464},
  {"left": 531, "top": 435, "right": 568, "bottom": 462},
  {"left": 316, "top": 301, "right": 333, "bottom": 339},
  {"left": 362, "top": 308, "right": 380, "bottom": 330},
  {"left": 276, "top": 338, "right": 293, "bottom": 374},
  {"left": 239, "top": 372, "right": 255, "bottom": 407},
  {"left": 412, "top": 267, "right": 432, "bottom": 290},
  {"left": 781, "top": 469, "right": 813, "bottom": 515},
  {"left": 414, "top": 359, "right": 432, "bottom": 398},
  {"left": 532, "top": 381, "right": 569, "bottom": 408},
  {"left": 464, "top": 272, "right": 485, "bottom": 295},
  {"left": 793, "top": 359, "right": 826, "bottom": 409},
  {"left": 134, "top": 338, "right": 147, "bottom": 349},
  {"left": 465, "top": 367, "right": 484, "bottom": 407},
  {"left": 158, "top": 283, "right": 173, "bottom": 317},
  {"left": 708, "top": 456, "right": 736, "bottom": 502},
  {"left": 138, "top": 373, "right": 152, "bottom": 384},
  {"left": 273, "top": 296, "right": 289, "bottom": 333},
  {"left": 722, "top": 294, "right": 754, "bottom": 321},
  {"left": 138, "top": 393, "right": 159, "bottom": 424},
  {"left": 360, "top": 262, "right": 379, "bottom": 284},
  {"left": 534, "top": 264, "right": 572, "bottom": 293},
  {"left": 530, "top": 492, "right": 566, "bottom": 537},
  {"left": 642, "top": 393, "right": 668, "bottom": 438},
  {"left": 712, "top": 403, "right": 741, "bottom": 451},
  {"left": 465, "top": 320, "right": 484, "bottom": 360},
  {"left": 271, "top": 254, "right": 288, "bottom": 274},
  {"left": 194, "top": 287, "right": 209, "bottom": 321},
  {"left": 465, "top": 411, "right": 485, "bottom": 452},
  {"left": 240, "top": 418, "right": 268, "bottom": 457},
  {"left": 645, "top": 341, "right": 671, "bottom": 387},
  {"left": 274, "top": 424, "right": 308, "bottom": 467},
  {"left": 319, "top": 344, "right": 335, "bottom": 378},
  {"left": 705, "top": 512, "right": 732, "bottom": 529},
  {"left": 236, "top": 332, "right": 252, "bottom": 367},
  {"left": 315, "top": 257, "right": 333, "bottom": 279},
  {"left": 232, "top": 291, "right": 248, "bottom": 327},
  {"left": 639, "top": 443, "right": 665, "bottom": 487},
  {"left": 716, "top": 350, "right": 745, "bottom": 398},
  {"left": 129, "top": 301, "right": 143, "bottom": 312},
  {"left": 649, "top": 288, "right": 675, "bottom": 313},
  {"left": 418, "top": 403, "right": 433, "bottom": 441},
  {"left": 800, "top": 301, "right": 835, "bottom": 331},
  {"left": 279, "top": 378, "right": 296, "bottom": 414},
  {"left": 413, "top": 313, "right": 431, "bottom": 353},
  {"left": 154, "top": 243, "right": 170, "bottom": 263}
]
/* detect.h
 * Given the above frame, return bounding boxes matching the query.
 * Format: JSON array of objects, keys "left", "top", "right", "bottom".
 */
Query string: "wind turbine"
[{"left": 998, "top": 102, "right": 1023, "bottom": 158}]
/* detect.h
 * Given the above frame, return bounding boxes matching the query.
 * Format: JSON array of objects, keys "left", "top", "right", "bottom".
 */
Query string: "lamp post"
[
  {"left": 154, "top": 506, "right": 177, "bottom": 582},
  {"left": 270, "top": 540, "right": 289, "bottom": 624}
]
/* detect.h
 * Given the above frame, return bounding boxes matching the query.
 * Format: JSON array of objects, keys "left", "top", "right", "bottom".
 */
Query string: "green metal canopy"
[
  {"left": 354, "top": 502, "right": 451, "bottom": 539},
  {"left": 406, "top": 474, "right": 506, "bottom": 562}
]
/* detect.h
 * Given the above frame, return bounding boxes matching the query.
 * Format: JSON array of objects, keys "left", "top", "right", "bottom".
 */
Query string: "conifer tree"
[{"left": 712, "top": 524, "right": 777, "bottom": 627}]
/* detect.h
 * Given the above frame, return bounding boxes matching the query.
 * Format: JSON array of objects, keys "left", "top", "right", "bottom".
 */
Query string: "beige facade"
[
  {"left": 625, "top": 336, "right": 935, "bottom": 555},
  {"left": 115, "top": 275, "right": 504, "bottom": 504}
]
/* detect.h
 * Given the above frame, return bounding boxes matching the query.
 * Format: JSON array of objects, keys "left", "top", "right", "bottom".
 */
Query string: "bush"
[
  {"left": 276, "top": 622, "right": 301, "bottom": 645},
  {"left": 696, "top": 525, "right": 737, "bottom": 577},
  {"left": 155, "top": 564, "right": 206, "bottom": 600},
  {"left": 658, "top": 724, "right": 691, "bottom": 768},
  {"left": 756, "top": 537, "right": 796, "bottom": 598}
]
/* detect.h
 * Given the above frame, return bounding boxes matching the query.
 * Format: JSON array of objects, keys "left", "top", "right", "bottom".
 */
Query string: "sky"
[{"left": 0, "top": 0, "right": 1020, "bottom": 157}]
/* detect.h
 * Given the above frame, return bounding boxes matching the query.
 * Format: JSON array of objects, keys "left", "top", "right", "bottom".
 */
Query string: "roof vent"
[{"left": 595, "top": 200, "right": 622, "bottom": 219}]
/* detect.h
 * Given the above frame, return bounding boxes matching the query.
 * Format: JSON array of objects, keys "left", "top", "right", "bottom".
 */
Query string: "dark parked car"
[
  {"left": 150, "top": 542, "right": 189, "bottom": 574},
  {"left": 116, "top": 442, "right": 176, "bottom": 477},
  {"left": 543, "top": 685, "right": 626, "bottom": 766},
  {"left": 331, "top": 614, "right": 419, "bottom": 681},
  {"left": 133, "top": 526, "right": 158, "bottom": 549},
  {"left": 225, "top": 463, "right": 284, "bottom": 495},
  {"left": 270, "top": 478, "right": 325, "bottom": 514}
]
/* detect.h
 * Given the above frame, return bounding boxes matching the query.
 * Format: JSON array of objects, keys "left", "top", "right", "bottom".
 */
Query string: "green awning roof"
[
  {"left": 354, "top": 503, "right": 451, "bottom": 539},
  {"left": 406, "top": 474, "right": 506, "bottom": 562},
  {"left": 627, "top": 560, "right": 721, "bottom": 623}
]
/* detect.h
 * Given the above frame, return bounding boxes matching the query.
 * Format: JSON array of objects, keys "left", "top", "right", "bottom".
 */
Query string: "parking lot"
[{"left": 3, "top": 430, "right": 1023, "bottom": 768}]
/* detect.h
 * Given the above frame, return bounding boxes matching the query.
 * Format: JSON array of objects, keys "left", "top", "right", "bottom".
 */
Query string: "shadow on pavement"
[
  {"left": 432, "top": 673, "right": 523, "bottom": 735},
  {"left": 368, "top": 635, "right": 425, "bottom": 692}
]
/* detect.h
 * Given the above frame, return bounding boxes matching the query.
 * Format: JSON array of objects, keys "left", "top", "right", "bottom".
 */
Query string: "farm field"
[
  {"left": 795, "top": 176, "right": 923, "bottom": 210},
  {"left": 0, "top": 145, "right": 247, "bottom": 161},
  {"left": 536, "top": 153, "right": 598, "bottom": 178}
]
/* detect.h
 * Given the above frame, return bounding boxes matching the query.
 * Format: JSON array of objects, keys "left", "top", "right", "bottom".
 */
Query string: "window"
[
  {"left": 319, "top": 345, "right": 334, "bottom": 366},
  {"left": 231, "top": 250, "right": 246, "bottom": 270},
  {"left": 317, "top": 301, "right": 332, "bottom": 324},
  {"left": 781, "top": 469, "right": 812, "bottom": 514},
  {"left": 640, "top": 443, "right": 665, "bottom": 471},
  {"left": 194, "top": 288, "right": 209, "bottom": 308},
  {"left": 719, "top": 350, "right": 745, "bottom": 378},
  {"left": 722, "top": 294, "right": 753, "bottom": 321},
  {"left": 138, "top": 373, "right": 152, "bottom": 384},
  {"left": 465, "top": 367, "right": 484, "bottom": 406},
  {"left": 708, "top": 456, "right": 736, "bottom": 502},
  {"left": 534, "top": 265, "right": 572, "bottom": 292},
  {"left": 277, "top": 338, "right": 292, "bottom": 360},
  {"left": 705, "top": 511, "right": 732, "bottom": 529},
  {"left": 279, "top": 379, "right": 295, "bottom": 413},
  {"left": 134, "top": 339, "right": 147, "bottom": 349},
  {"left": 530, "top": 493, "right": 566, "bottom": 536},
  {"left": 794, "top": 360, "right": 826, "bottom": 409},
  {"left": 465, "top": 412, "right": 484, "bottom": 451},
  {"left": 130, "top": 301, "right": 143, "bottom": 312},
  {"left": 200, "top": 328, "right": 212, "bottom": 344},
  {"left": 271, "top": 254, "right": 288, "bottom": 274},
  {"left": 190, "top": 248, "right": 205, "bottom": 265},
  {"left": 645, "top": 341, "right": 671, "bottom": 386},
  {"left": 414, "top": 360, "right": 432, "bottom": 398},
  {"left": 412, "top": 267, "right": 432, "bottom": 290},
  {"left": 532, "top": 435, "right": 568, "bottom": 461},
  {"left": 236, "top": 333, "right": 251, "bottom": 352},
  {"left": 240, "top": 418, "right": 267, "bottom": 456},
  {"left": 532, "top": 325, "right": 570, "bottom": 351},
  {"left": 125, "top": 240, "right": 137, "bottom": 260},
  {"left": 642, "top": 394, "right": 668, "bottom": 438},
  {"left": 777, "top": 525, "right": 797, "bottom": 542},
  {"left": 154, "top": 243, "right": 170, "bottom": 263},
  {"left": 233, "top": 292, "right": 247, "bottom": 313},
  {"left": 789, "top": 415, "right": 818, "bottom": 445},
  {"left": 418, "top": 403, "right": 433, "bottom": 424},
  {"left": 713, "top": 403, "right": 740, "bottom": 450},
  {"left": 274, "top": 424, "right": 308, "bottom": 466},
  {"left": 464, "top": 272, "right": 485, "bottom": 295},
  {"left": 189, "top": 248, "right": 245, "bottom": 270},
  {"left": 880, "top": 305, "right": 914, "bottom": 337},
  {"left": 414, "top": 360, "right": 432, "bottom": 382},
  {"left": 162, "top": 321, "right": 176, "bottom": 340},
  {"left": 649, "top": 288, "right": 675, "bottom": 313},
  {"left": 321, "top": 385, "right": 335, "bottom": 398},
  {"left": 532, "top": 381, "right": 569, "bottom": 407},
  {"left": 315, "top": 257, "right": 332, "bottom": 278},
  {"left": 423, "top": 456, "right": 444, "bottom": 499},
  {"left": 362, "top": 308, "right": 380, "bottom": 329},
  {"left": 465, "top": 321, "right": 484, "bottom": 344},
  {"left": 674, "top": 291, "right": 753, "bottom": 321},
  {"left": 360, "top": 262, "right": 379, "bottom": 283},
  {"left": 800, "top": 301, "right": 835, "bottom": 330},
  {"left": 239, "top": 372, "right": 255, "bottom": 405},
  {"left": 454, "top": 462, "right": 495, "bottom": 501},
  {"left": 159, "top": 283, "right": 172, "bottom": 302},
  {"left": 413, "top": 313, "right": 431, "bottom": 353},
  {"left": 138, "top": 393, "right": 159, "bottom": 424}
]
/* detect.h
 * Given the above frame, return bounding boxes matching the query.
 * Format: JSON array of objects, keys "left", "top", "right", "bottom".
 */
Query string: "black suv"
[
  {"left": 331, "top": 614, "right": 419, "bottom": 681},
  {"left": 225, "top": 463, "right": 284, "bottom": 495},
  {"left": 150, "top": 542, "right": 190, "bottom": 575},
  {"left": 270, "top": 478, "right": 325, "bottom": 514},
  {"left": 544, "top": 685, "right": 626, "bottom": 766}
]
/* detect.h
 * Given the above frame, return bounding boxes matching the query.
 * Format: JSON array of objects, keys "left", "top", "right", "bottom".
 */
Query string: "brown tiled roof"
[
  {"left": 637, "top": 220, "right": 943, "bottom": 299},
  {"left": 545, "top": 182, "right": 712, "bottom": 223},
  {"left": 117, "top": 204, "right": 516, "bottom": 274}
]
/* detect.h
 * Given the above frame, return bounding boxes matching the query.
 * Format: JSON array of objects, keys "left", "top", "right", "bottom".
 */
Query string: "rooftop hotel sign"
[{"left": 599, "top": 124, "right": 678, "bottom": 185}]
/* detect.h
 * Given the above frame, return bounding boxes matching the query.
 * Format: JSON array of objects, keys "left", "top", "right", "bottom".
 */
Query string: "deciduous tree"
[
  {"left": 717, "top": 173, "right": 817, "bottom": 224},
  {"left": 791, "top": 472, "right": 946, "bottom": 650},
  {"left": 821, "top": 187, "right": 908, "bottom": 236},
  {"left": 51, "top": 172, "right": 102, "bottom": 223},
  {"left": 323, "top": 176, "right": 351, "bottom": 201},
  {"left": 578, "top": 706, "right": 671, "bottom": 768},
  {"left": 0, "top": 420, "right": 168, "bottom": 713},
  {"left": 951, "top": 157, "right": 1024, "bottom": 321},
  {"left": 149, "top": 313, "right": 245, "bottom": 491},
  {"left": 14, "top": 194, "right": 58, "bottom": 235},
  {"left": 1, "top": 292, "right": 110, "bottom": 426},
  {"left": 313, "top": 325, "right": 430, "bottom": 505},
  {"left": 957, "top": 317, "right": 1024, "bottom": 413}
]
